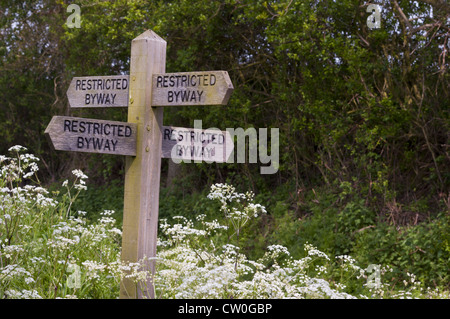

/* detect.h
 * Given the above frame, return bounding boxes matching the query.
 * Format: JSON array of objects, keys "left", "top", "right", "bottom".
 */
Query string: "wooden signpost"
[{"left": 45, "top": 30, "right": 234, "bottom": 299}]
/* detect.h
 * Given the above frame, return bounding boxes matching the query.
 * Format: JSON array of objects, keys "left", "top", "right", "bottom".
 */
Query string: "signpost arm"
[{"left": 120, "top": 30, "right": 166, "bottom": 299}]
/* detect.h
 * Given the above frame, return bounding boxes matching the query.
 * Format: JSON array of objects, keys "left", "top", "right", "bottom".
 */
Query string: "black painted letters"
[{"left": 64, "top": 119, "right": 133, "bottom": 153}]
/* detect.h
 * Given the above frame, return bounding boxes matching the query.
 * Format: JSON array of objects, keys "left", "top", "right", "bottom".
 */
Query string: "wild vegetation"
[
  {"left": 1, "top": 146, "right": 448, "bottom": 298},
  {"left": 0, "top": 0, "right": 449, "bottom": 298}
]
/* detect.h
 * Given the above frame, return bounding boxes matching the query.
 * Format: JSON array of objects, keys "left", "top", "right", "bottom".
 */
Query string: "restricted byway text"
[{"left": 63, "top": 119, "right": 133, "bottom": 152}]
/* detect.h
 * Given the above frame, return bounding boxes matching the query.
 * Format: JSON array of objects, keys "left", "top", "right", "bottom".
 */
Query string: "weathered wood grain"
[
  {"left": 44, "top": 115, "right": 137, "bottom": 156},
  {"left": 120, "top": 30, "right": 166, "bottom": 300}
]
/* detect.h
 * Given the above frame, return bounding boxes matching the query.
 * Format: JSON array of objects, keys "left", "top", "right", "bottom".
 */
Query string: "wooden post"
[{"left": 120, "top": 30, "right": 166, "bottom": 299}]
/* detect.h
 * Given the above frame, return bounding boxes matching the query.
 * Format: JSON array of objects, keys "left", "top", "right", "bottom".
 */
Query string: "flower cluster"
[
  {"left": 0, "top": 146, "right": 126, "bottom": 299},
  {"left": 153, "top": 184, "right": 447, "bottom": 299},
  {"left": 155, "top": 215, "right": 357, "bottom": 299},
  {"left": 154, "top": 185, "right": 357, "bottom": 299},
  {"left": 0, "top": 146, "right": 39, "bottom": 183},
  {"left": 207, "top": 183, "right": 267, "bottom": 220},
  {"left": 207, "top": 183, "right": 267, "bottom": 251}
]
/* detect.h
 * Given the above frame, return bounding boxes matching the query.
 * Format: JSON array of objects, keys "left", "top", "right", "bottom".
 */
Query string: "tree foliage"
[{"left": 1, "top": 0, "right": 448, "bottom": 220}]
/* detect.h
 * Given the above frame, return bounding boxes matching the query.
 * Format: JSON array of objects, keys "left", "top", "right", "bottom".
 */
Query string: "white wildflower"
[
  {"left": 82, "top": 260, "right": 107, "bottom": 279},
  {"left": 304, "top": 242, "right": 330, "bottom": 261},
  {"left": 8, "top": 145, "right": 27, "bottom": 152},
  {"left": 72, "top": 169, "right": 88, "bottom": 180},
  {"left": 5, "top": 289, "right": 42, "bottom": 299}
]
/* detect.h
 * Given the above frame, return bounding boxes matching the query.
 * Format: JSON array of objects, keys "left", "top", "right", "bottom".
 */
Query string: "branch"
[
  {"left": 415, "top": 0, "right": 450, "bottom": 15},
  {"left": 392, "top": 0, "right": 413, "bottom": 31}
]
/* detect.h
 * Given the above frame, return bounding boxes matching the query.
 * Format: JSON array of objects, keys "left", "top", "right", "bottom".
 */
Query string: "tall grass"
[{"left": 0, "top": 146, "right": 448, "bottom": 299}]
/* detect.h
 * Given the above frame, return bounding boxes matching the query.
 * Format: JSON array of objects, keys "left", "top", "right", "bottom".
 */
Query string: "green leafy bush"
[{"left": 353, "top": 212, "right": 450, "bottom": 289}]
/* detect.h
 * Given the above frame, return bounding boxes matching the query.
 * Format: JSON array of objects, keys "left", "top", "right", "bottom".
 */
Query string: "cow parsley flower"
[
  {"left": 72, "top": 169, "right": 88, "bottom": 180},
  {"left": 8, "top": 145, "right": 27, "bottom": 152}
]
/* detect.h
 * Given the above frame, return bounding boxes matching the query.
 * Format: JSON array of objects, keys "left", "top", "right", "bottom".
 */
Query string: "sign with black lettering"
[
  {"left": 161, "top": 125, "right": 233, "bottom": 163},
  {"left": 45, "top": 116, "right": 137, "bottom": 156},
  {"left": 67, "top": 75, "right": 129, "bottom": 108},
  {"left": 152, "top": 71, "right": 234, "bottom": 106}
]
